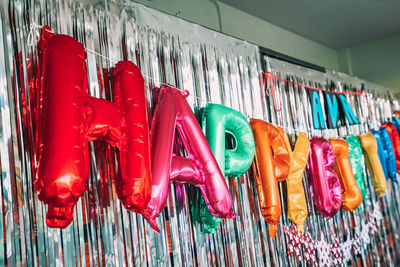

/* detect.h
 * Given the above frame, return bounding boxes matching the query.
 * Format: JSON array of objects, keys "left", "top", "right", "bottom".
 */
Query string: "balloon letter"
[
  {"left": 372, "top": 129, "right": 388, "bottom": 179},
  {"left": 197, "top": 103, "right": 255, "bottom": 233},
  {"left": 382, "top": 122, "right": 400, "bottom": 172},
  {"left": 325, "top": 93, "right": 338, "bottom": 129},
  {"left": 338, "top": 95, "right": 359, "bottom": 125},
  {"left": 392, "top": 116, "right": 400, "bottom": 169},
  {"left": 202, "top": 104, "right": 255, "bottom": 176},
  {"left": 145, "top": 85, "right": 235, "bottom": 232},
  {"left": 359, "top": 133, "right": 387, "bottom": 196},
  {"left": 108, "top": 62, "right": 152, "bottom": 210},
  {"left": 372, "top": 128, "right": 397, "bottom": 181},
  {"left": 35, "top": 27, "right": 89, "bottom": 228},
  {"left": 393, "top": 116, "right": 400, "bottom": 128},
  {"left": 330, "top": 138, "right": 362, "bottom": 211},
  {"left": 311, "top": 91, "right": 326, "bottom": 130},
  {"left": 250, "top": 119, "right": 290, "bottom": 238},
  {"left": 345, "top": 135, "right": 368, "bottom": 199},
  {"left": 283, "top": 132, "right": 309, "bottom": 234},
  {"left": 307, "top": 137, "right": 342, "bottom": 218},
  {"left": 392, "top": 116, "right": 400, "bottom": 138},
  {"left": 35, "top": 27, "right": 151, "bottom": 228}
]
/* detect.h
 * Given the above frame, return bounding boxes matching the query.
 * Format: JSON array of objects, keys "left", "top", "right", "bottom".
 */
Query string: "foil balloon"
[
  {"left": 359, "top": 133, "right": 387, "bottom": 196},
  {"left": 345, "top": 135, "right": 368, "bottom": 199},
  {"left": 196, "top": 103, "right": 255, "bottom": 233},
  {"left": 393, "top": 115, "right": 400, "bottom": 128},
  {"left": 330, "top": 138, "right": 362, "bottom": 211},
  {"left": 380, "top": 128, "right": 397, "bottom": 182},
  {"left": 392, "top": 116, "right": 400, "bottom": 170},
  {"left": 145, "top": 85, "right": 235, "bottom": 232},
  {"left": 109, "top": 62, "right": 152, "bottom": 211},
  {"left": 202, "top": 103, "right": 255, "bottom": 176},
  {"left": 306, "top": 137, "right": 342, "bottom": 218},
  {"left": 372, "top": 129, "right": 388, "bottom": 179},
  {"left": 35, "top": 26, "right": 88, "bottom": 228},
  {"left": 372, "top": 128, "right": 397, "bottom": 181},
  {"left": 35, "top": 27, "right": 151, "bottom": 228},
  {"left": 382, "top": 122, "right": 400, "bottom": 171},
  {"left": 282, "top": 131, "right": 309, "bottom": 235},
  {"left": 250, "top": 119, "right": 290, "bottom": 238},
  {"left": 393, "top": 116, "right": 400, "bottom": 136}
]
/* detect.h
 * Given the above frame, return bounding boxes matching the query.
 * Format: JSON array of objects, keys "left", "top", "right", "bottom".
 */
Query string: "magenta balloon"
[
  {"left": 307, "top": 137, "right": 342, "bottom": 218},
  {"left": 145, "top": 85, "right": 235, "bottom": 232}
]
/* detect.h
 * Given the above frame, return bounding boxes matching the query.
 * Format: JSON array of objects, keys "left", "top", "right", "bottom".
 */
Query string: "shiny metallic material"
[{"left": 0, "top": 0, "right": 399, "bottom": 266}]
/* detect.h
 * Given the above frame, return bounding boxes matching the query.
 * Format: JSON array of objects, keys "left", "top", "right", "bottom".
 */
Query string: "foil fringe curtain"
[{"left": 0, "top": 0, "right": 399, "bottom": 266}]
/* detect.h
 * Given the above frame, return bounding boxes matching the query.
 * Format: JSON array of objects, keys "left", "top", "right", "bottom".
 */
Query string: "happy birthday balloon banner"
[
  {"left": 2, "top": 1, "right": 400, "bottom": 265},
  {"left": 283, "top": 202, "right": 382, "bottom": 267},
  {"left": 262, "top": 71, "right": 361, "bottom": 129},
  {"left": 35, "top": 26, "right": 400, "bottom": 233},
  {"left": 33, "top": 25, "right": 400, "bottom": 245}
]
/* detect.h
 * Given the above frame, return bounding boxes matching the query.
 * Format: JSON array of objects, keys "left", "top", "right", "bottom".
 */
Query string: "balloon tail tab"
[
  {"left": 142, "top": 212, "right": 161, "bottom": 233},
  {"left": 297, "top": 224, "right": 304, "bottom": 236},
  {"left": 227, "top": 210, "right": 236, "bottom": 219},
  {"left": 46, "top": 203, "right": 74, "bottom": 228},
  {"left": 269, "top": 224, "right": 277, "bottom": 238}
]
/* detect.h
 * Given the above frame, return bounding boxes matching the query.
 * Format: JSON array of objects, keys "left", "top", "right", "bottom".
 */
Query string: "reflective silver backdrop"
[{"left": 0, "top": 0, "right": 399, "bottom": 266}]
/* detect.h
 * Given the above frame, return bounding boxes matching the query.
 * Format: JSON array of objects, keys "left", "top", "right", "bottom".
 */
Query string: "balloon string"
[
  {"left": 262, "top": 71, "right": 367, "bottom": 96},
  {"left": 27, "top": 21, "right": 259, "bottom": 119},
  {"left": 261, "top": 71, "right": 282, "bottom": 112},
  {"left": 27, "top": 22, "right": 206, "bottom": 99},
  {"left": 27, "top": 21, "right": 365, "bottom": 119}
]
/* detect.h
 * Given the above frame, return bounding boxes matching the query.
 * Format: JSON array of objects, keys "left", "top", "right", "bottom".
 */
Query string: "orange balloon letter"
[
  {"left": 330, "top": 138, "right": 362, "bottom": 211},
  {"left": 250, "top": 119, "right": 290, "bottom": 238}
]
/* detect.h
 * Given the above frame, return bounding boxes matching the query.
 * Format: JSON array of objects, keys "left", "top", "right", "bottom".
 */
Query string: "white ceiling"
[{"left": 218, "top": 0, "right": 400, "bottom": 48}]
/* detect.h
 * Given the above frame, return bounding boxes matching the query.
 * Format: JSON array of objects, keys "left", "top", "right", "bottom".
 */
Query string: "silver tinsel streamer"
[{"left": 0, "top": 0, "right": 399, "bottom": 266}]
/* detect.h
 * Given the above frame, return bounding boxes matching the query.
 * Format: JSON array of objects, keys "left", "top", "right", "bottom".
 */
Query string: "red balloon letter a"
[
  {"left": 145, "top": 85, "right": 235, "bottom": 232},
  {"left": 35, "top": 26, "right": 151, "bottom": 228}
]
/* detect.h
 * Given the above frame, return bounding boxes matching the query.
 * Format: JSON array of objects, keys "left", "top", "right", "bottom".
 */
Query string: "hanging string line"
[
  {"left": 28, "top": 22, "right": 366, "bottom": 119},
  {"left": 262, "top": 71, "right": 367, "bottom": 96},
  {"left": 27, "top": 22, "right": 258, "bottom": 120},
  {"left": 260, "top": 72, "right": 283, "bottom": 112},
  {"left": 261, "top": 71, "right": 367, "bottom": 113},
  {"left": 27, "top": 22, "right": 208, "bottom": 99}
]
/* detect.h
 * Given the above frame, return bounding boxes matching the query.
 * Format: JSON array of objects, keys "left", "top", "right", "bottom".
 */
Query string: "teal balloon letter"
[
  {"left": 326, "top": 93, "right": 338, "bottom": 128},
  {"left": 339, "top": 95, "right": 359, "bottom": 125},
  {"left": 346, "top": 135, "right": 367, "bottom": 199},
  {"left": 202, "top": 104, "right": 255, "bottom": 176},
  {"left": 312, "top": 91, "right": 326, "bottom": 129},
  {"left": 194, "top": 103, "right": 255, "bottom": 233}
]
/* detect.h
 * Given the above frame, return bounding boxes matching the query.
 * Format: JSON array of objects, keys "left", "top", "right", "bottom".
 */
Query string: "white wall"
[
  {"left": 132, "top": 0, "right": 399, "bottom": 92},
  {"left": 338, "top": 34, "right": 400, "bottom": 93}
]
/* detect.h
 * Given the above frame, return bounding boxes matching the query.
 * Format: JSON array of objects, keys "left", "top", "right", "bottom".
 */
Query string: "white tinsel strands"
[{"left": 281, "top": 203, "right": 383, "bottom": 265}]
